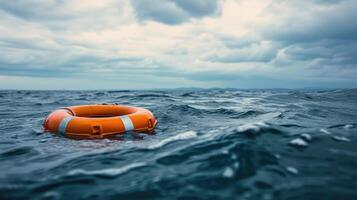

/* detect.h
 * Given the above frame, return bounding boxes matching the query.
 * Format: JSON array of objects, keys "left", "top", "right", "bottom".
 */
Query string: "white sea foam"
[
  {"left": 289, "top": 138, "right": 308, "bottom": 147},
  {"left": 67, "top": 162, "right": 146, "bottom": 177},
  {"left": 236, "top": 121, "right": 269, "bottom": 133},
  {"left": 286, "top": 166, "right": 299, "bottom": 175},
  {"left": 320, "top": 129, "right": 331, "bottom": 134},
  {"left": 332, "top": 136, "right": 351, "bottom": 142},
  {"left": 223, "top": 167, "right": 234, "bottom": 178},
  {"left": 300, "top": 133, "right": 312, "bottom": 141},
  {"left": 147, "top": 131, "right": 197, "bottom": 150},
  {"left": 344, "top": 124, "right": 354, "bottom": 129},
  {"left": 259, "top": 112, "right": 282, "bottom": 121}
]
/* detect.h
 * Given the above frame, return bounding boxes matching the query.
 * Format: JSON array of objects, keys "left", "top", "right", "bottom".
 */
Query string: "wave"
[
  {"left": 0, "top": 146, "right": 39, "bottom": 160},
  {"left": 328, "top": 123, "right": 356, "bottom": 129},
  {"left": 226, "top": 122, "right": 284, "bottom": 138},
  {"left": 207, "top": 108, "right": 241, "bottom": 115},
  {"left": 107, "top": 90, "right": 132, "bottom": 93},
  {"left": 136, "top": 94, "right": 173, "bottom": 98},
  {"left": 180, "top": 92, "right": 198, "bottom": 97},
  {"left": 236, "top": 121, "right": 270, "bottom": 133},
  {"left": 1, "top": 89, "right": 357, "bottom": 199},
  {"left": 66, "top": 162, "right": 147, "bottom": 177},
  {"left": 146, "top": 131, "right": 197, "bottom": 150},
  {"left": 166, "top": 104, "right": 203, "bottom": 115},
  {"left": 231, "top": 110, "right": 265, "bottom": 118}
]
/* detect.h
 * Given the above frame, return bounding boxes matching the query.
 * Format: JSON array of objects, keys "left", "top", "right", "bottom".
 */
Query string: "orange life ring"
[{"left": 43, "top": 104, "right": 157, "bottom": 139}]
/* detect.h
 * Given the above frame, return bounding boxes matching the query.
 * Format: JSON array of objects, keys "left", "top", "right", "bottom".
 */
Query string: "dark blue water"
[{"left": 0, "top": 89, "right": 357, "bottom": 200}]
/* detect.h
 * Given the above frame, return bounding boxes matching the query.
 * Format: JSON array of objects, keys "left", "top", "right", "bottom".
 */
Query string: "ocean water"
[{"left": 0, "top": 89, "right": 356, "bottom": 200}]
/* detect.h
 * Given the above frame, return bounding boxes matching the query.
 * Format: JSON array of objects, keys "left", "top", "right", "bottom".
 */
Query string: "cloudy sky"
[{"left": 0, "top": 0, "right": 356, "bottom": 89}]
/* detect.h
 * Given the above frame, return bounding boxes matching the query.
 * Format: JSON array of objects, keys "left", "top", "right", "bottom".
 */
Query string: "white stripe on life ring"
[
  {"left": 119, "top": 115, "right": 134, "bottom": 131},
  {"left": 58, "top": 116, "right": 74, "bottom": 135}
]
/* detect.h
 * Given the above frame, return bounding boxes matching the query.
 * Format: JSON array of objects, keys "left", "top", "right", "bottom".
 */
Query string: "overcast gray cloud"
[
  {"left": 0, "top": 0, "right": 356, "bottom": 89},
  {"left": 264, "top": 0, "right": 357, "bottom": 72},
  {"left": 131, "top": 0, "right": 222, "bottom": 25},
  {"left": 0, "top": 1, "right": 67, "bottom": 20}
]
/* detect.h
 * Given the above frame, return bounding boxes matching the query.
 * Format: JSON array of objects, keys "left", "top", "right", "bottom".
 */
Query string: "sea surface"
[{"left": 0, "top": 89, "right": 356, "bottom": 200}]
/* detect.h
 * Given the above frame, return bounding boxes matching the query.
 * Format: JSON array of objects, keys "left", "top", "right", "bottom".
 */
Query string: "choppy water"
[{"left": 0, "top": 89, "right": 357, "bottom": 200}]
